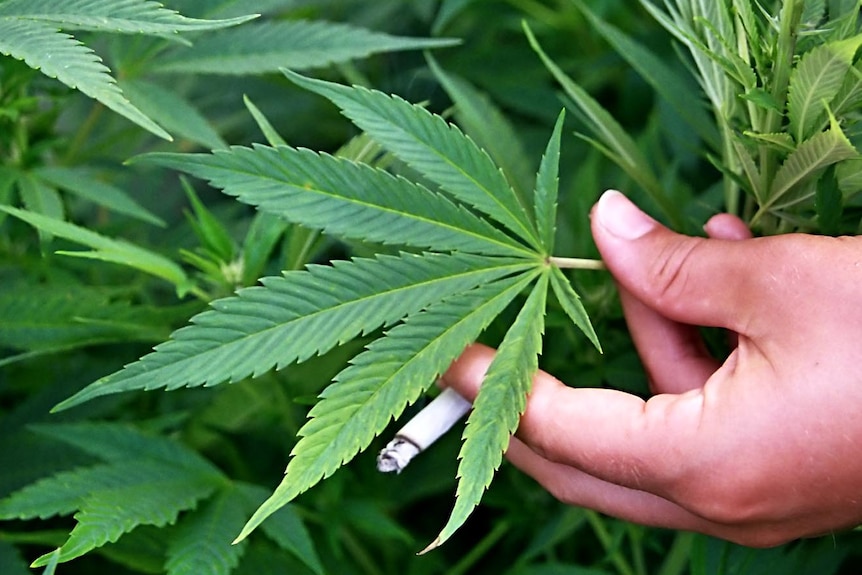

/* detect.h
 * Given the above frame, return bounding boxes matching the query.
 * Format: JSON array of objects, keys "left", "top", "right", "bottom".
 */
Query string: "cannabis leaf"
[
  {"left": 56, "top": 71, "right": 601, "bottom": 549},
  {"left": 0, "top": 0, "right": 254, "bottom": 139},
  {"left": 0, "top": 423, "right": 224, "bottom": 567},
  {"left": 154, "top": 20, "right": 460, "bottom": 75}
]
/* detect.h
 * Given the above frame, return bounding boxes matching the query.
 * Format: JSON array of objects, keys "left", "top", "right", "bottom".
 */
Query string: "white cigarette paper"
[{"left": 377, "top": 387, "right": 472, "bottom": 473}]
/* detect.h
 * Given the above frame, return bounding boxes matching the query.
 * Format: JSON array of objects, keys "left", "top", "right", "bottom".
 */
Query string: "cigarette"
[{"left": 377, "top": 387, "right": 472, "bottom": 473}]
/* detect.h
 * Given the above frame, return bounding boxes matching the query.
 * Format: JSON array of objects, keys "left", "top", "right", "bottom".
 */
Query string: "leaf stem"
[{"left": 547, "top": 256, "right": 606, "bottom": 270}]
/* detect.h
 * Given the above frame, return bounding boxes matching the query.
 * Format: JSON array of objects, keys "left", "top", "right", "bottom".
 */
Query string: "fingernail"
[{"left": 596, "top": 190, "right": 657, "bottom": 240}]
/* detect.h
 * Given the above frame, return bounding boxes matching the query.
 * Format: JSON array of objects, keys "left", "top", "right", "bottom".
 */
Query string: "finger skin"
[
  {"left": 613, "top": 211, "right": 753, "bottom": 394},
  {"left": 442, "top": 192, "right": 862, "bottom": 547}
]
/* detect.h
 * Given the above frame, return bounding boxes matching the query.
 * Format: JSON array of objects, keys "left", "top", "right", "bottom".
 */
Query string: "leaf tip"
[{"left": 418, "top": 537, "right": 443, "bottom": 555}]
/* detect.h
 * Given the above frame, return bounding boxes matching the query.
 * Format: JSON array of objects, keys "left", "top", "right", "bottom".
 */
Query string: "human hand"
[{"left": 442, "top": 190, "right": 862, "bottom": 547}]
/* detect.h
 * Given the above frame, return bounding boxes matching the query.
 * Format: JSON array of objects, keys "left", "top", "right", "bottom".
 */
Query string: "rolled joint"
[{"left": 376, "top": 387, "right": 472, "bottom": 474}]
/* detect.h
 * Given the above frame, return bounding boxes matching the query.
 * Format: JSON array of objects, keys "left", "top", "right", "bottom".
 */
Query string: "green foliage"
[
  {"left": 2, "top": 1, "right": 862, "bottom": 574},
  {"left": 57, "top": 70, "right": 601, "bottom": 549},
  {"left": 0, "top": 0, "right": 253, "bottom": 139},
  {"left": 565, "top": 0, "right": 862, "bottom": 232}
]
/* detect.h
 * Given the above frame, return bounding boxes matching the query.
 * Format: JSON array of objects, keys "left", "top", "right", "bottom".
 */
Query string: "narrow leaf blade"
[
  {"left": 427, "top": 271, "right": 549, "bottom": 550},
  {"left": 235, "top": 270, "right": 541, "bottom": 543},
  {"left": 534, "top": 110, "right": 565, "bottom": 254},
  {"left": 54, "top": 253, "right": 532, "bottom": 411},
  {"left": 283, "top": 70, "right": 541, "bottom": 249},
  {"left": 550, "top": 266, "right": 600, "bottom": 351},
  {"left": 138, "top": 146, "right": 532, "bottom": 257}
]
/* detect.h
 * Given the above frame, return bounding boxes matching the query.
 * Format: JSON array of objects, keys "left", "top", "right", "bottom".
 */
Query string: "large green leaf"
[
  {"left": 54, "top": 253, "right": 532, "bottom": 411},
  {"left": 427, "top": 270, "right": 549, "bottom": 550},
  {"left": 156, "top": 20, "right": 459, "bottom": 75},
  {"left": 788, "top": 35, "right": 862, "bottom": 142},
  {"left": 283, "top": 71, "right": 541, "bottom": 249},
  {"left": 0, "top": 0, "right": 254, "bottom": 35},
  {"left": 139, "top": 146, "right": 533, "bottom": 258},
  {"left": 236, "top": 270, "right": 541, "bottom": 543}
]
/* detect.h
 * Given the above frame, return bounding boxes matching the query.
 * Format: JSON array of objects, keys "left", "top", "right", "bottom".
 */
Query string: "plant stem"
[{"left": 548, "top": 256, "right": 606, "bottom": 270}]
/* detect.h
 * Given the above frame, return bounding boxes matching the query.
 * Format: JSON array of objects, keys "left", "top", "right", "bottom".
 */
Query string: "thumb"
[{"left": 591, "top": 190, "right": 763, "bottom": 332}]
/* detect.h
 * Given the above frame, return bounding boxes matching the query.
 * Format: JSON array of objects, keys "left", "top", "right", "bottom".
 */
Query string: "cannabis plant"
[
  {"left": 46, "top": 68, "right": 603, "bottom": 551},
  {"left": 554, "top": 0, "right": 862, "bottom": 233}
]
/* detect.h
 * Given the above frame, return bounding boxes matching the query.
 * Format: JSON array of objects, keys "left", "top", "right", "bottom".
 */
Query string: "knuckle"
[{"left": 644, "top": 238, "right": 706, "bottom": 317}]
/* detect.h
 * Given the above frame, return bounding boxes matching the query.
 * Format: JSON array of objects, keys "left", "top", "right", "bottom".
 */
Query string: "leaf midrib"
[{"left": 208, "top": 153, "right": 535, "bottom": 257}]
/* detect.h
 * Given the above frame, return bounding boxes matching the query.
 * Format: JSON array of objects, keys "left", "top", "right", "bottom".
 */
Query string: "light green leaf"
[
  {"left": 156, "top": 21, "right": 459, "bottom": 75},
  {"left": 54, "top": 253, "right": 532, "bottom": 411},
  {"left": 765, "top": 115, "right": 859, "bottom": 212},
  {"left": 238, "top": 484, "right": 324, "bottom": 575},
  {"left": 0, "top": 19, "right": 170, "bottom": 140},
  {"left": 741, "top": 131, "right": 796, "bottom": 153},
  {"left": 165, "top": 487, "right": 249, "bottom": 575},
  {"left": 32, "top": 165, "right": 166, "bottom": 227},
  {"left": 38, "top": 550, "right": 59, "bottom": 575},
  {"left": 788, "top": 35, "right": 862, "bottom": 141},
  {"left": 427, "top": 54, "right": 535, "bottom": 199},
  {"left": 427, "top": 270, "right": 548, "bottom": 550},
  {"left": 0, "top": 206, "right": 193, "bottom": 295},
  {"left": 140, "top": 146, "right": 533, "bottom": 258},
  {"left": 0, "top": 0, "right": 255, "bottom": 35},
  {"left": 522, "top": 22, "right": 680, "bottom": 229},
  {"left": 120, "top": 79, "right": 227, "bottom": 150},
  {"left": 283, "top": 70, "right": 541, "bottom": 249},
  {"left": 236, "top": 270, "right": 541, "bottom": 543},
  {"left": 550, "top": 266, "right": 600, "bottom": 351},
  {"left": 534, "top": 110, "right": 565, "bottom": 255}
]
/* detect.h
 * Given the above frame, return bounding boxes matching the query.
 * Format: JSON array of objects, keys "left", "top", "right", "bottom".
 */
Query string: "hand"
[{"left": 443, "top": 190, "right": 862, "bottom": 547}]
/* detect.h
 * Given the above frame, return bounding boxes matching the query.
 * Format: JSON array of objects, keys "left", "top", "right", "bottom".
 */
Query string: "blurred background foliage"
[{"left": 1, "top": 0, "right": 861, "bottom": 573}]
